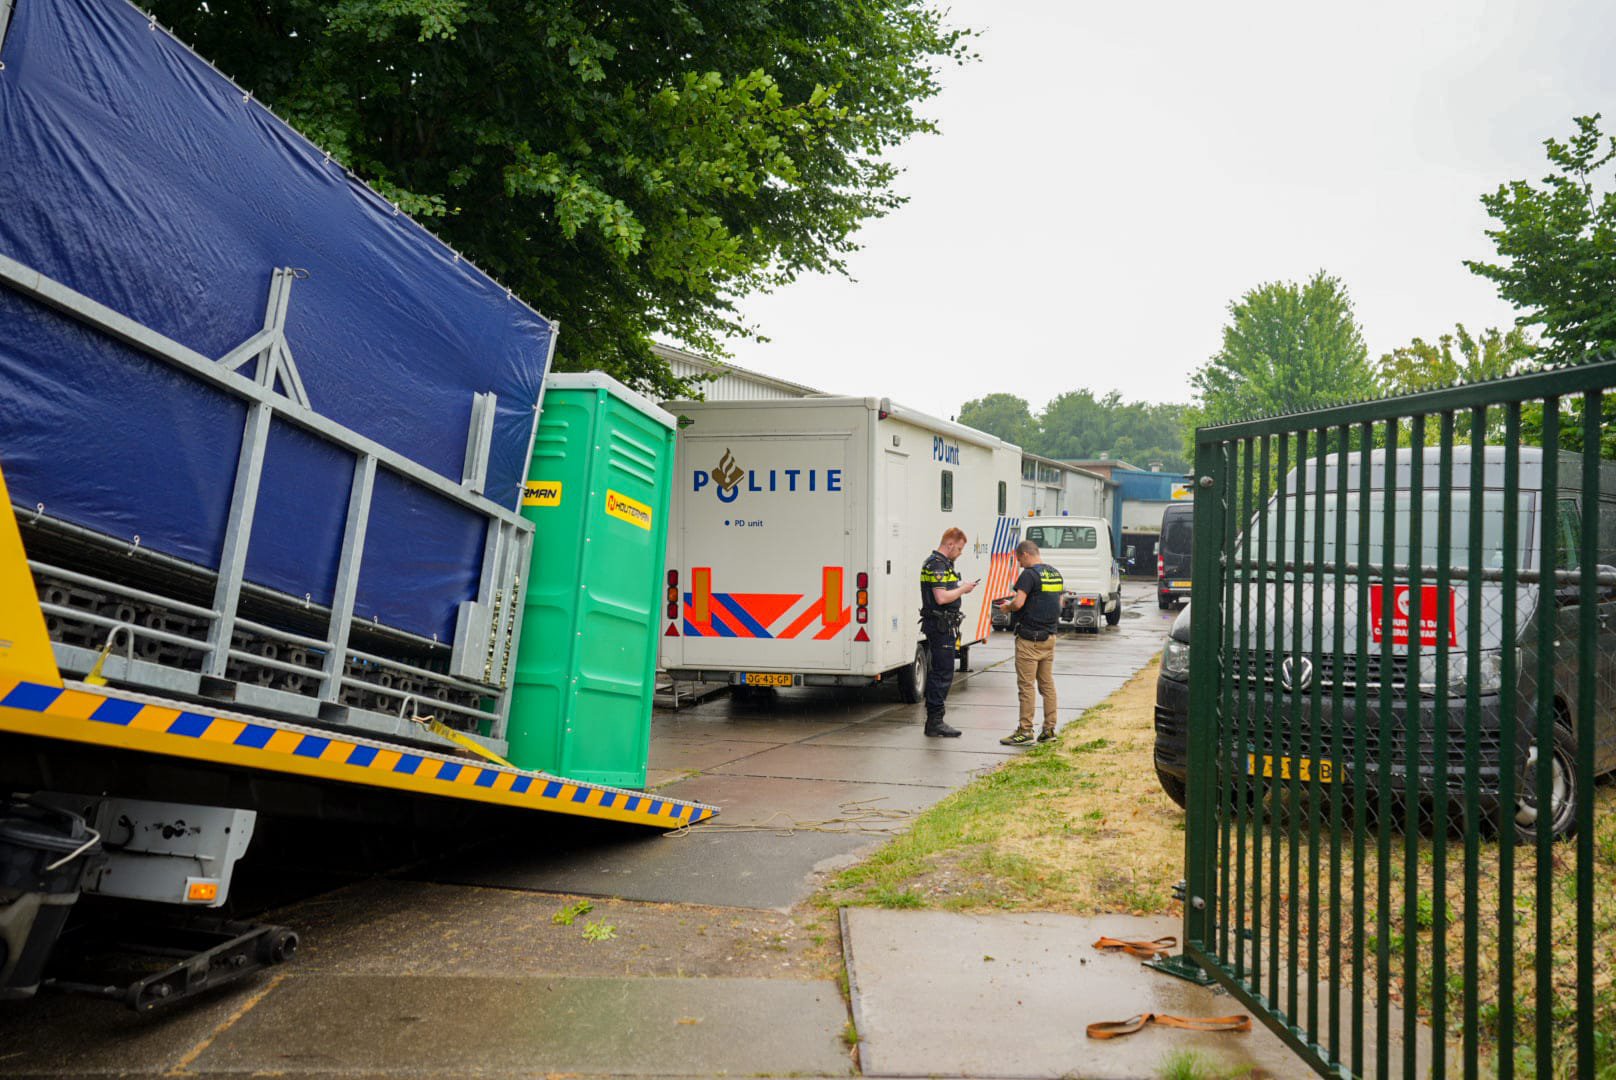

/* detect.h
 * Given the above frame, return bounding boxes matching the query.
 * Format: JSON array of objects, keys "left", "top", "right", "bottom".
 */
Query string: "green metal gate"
[{"left": 1174, "top": 360, "right": 1616, "bottom": 1078}]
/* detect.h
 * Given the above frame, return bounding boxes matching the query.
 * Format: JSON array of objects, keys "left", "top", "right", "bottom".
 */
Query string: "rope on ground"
[
  {"left": 1086, "top": 1012, "right": 1252, "bottom": 1039},
  {"left": 1092, "top": 935, "right": 1177, "bottom": 959},
  {"left": 661, "top": 797, "right": 914, "bottom": 837}
]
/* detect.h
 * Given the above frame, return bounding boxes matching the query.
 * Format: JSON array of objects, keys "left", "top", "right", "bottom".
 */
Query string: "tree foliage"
[
  {"left": 1467, "top": 115, "right": 1616, "bottom": 367},
  {"left": 1191, "top": 271, "right": 1377, "bottom": 427},
  {"left": 958, "top": 390, "right": 1190, "bottom": 473},
  {"left": 1376, "top": 324, "right": 1536, "bottom": 394},
  {"left": 957, "top": 393, "right": 1036, "bottom": 448},
  {"left": 148, "top": 0, "right": 972, "bottom": 397}
]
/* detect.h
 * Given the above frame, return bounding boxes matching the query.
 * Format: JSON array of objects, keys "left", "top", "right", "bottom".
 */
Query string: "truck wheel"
[
  {"left": 1156, "top": 767, "right": 1187, "bottom": 809},
  {"left": 1158, "top": 595, "right": 1171, "bottom": 610},
  {"left": 957, "top": 645, "right": 970, "bottom": 672},
  {"left": 897, "top": 644, "right": 927, "bottom": 704},
  {"left": 1105, "top": 595, "right": 1122, "bottom": 627}
]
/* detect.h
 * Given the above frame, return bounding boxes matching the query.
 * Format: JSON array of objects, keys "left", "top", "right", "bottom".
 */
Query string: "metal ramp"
[{"left": 0, "top": 677, "right": 715, "bottom": 829}]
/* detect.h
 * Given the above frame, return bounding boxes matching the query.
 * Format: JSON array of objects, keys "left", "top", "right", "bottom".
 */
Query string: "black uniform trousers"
[{"left": 924, "top": 628, "right": 956, "bottom": 721}]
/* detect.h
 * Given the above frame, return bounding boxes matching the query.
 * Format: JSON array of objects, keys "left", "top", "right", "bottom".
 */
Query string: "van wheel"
[
  {"left": 1512, "top": 722, "right": 1577, "bottom": 843},
  {"left": 1158, "top": 595, "right": 1171, "bottom": 610},
  {"left": 1156, "top": 767, "right": 1187, "bottom": 809},
  {"left": 1105, "top": 595, "right": 1122, "bottom": 626},
  {"left": 897, "top": 644, "right": 927, "bottom": 704}
]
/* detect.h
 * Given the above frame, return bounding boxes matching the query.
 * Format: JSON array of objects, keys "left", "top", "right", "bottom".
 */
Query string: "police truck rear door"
[{"left": 669, "top": 404, "right": 861, "bottom": 682}]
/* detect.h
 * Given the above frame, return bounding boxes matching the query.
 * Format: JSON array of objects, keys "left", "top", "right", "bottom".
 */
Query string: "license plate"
[
  {"left": 743, "top": 672, "right": 793, "bottom": 687},
  {"left": 1247, "top": 753, "right": 1333, "bottom": 783},
  {"left": 1172, "top": 580, "right": 1192, "bottom": 589}
]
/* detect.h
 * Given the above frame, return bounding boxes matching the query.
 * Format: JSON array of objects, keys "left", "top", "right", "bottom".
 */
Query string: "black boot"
[{"left": 924, "top": 719, "right": 962, "bottom": 737}]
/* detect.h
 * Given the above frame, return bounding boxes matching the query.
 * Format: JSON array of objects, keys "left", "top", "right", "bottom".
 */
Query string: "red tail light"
[
  {"left": 667, "top": 569, "right": 678, "bottom": 586},
  {"left": 856, "top": 571, "right": 868, "bottom": 589},
  {"left": 666, "top": 601, "right": 678, "bottom": 619},
  {"left": 1157, "top": 554, "right": 1165, "bottom": 579}
]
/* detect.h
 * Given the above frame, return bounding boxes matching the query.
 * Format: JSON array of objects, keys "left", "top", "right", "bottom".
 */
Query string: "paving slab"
[
  {"left": 0, "top": 978, "right": 251, "bottom": 1076},
  {"left": 803, "top": 722, "right": 1035, "bottom": 754},
  {"left": 188, "top": 974, "right": 853, "bottom": 1076},
  {"left": 275, "top": 878, "right": 824, "bottom": 978},
  {"left": 710, "top": 742, "right": 1004, "bottom": 787},
  {"left": 843, "top": 908, "right": 1431, "bottom": 1080},
  {"left": 655, "top": 772, "right": 950, "bottom": 831},
  {"left": 650, "top": 714, "right": 858, "bottom": 743},
  {"left": 647, "top": 734, "right": 778, "bottom": 772},
  {"left": 425, "top": 825, "right": 879, "bottom": 909},
  {"left": 844, "top": 908, "right": 1300, "bottom": 1079}
]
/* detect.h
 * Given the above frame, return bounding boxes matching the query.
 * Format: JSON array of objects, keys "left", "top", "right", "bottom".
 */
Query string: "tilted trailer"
[{"left": 0, "top": 0, "right": 713, "bottom": 1008}]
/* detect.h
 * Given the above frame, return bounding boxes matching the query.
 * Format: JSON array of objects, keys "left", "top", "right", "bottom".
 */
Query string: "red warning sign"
[{"left": 1370, "top": 584, "right": 1457, "bottom": 647}]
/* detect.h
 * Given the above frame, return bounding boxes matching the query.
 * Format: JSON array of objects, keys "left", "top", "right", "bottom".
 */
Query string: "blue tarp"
[{"left": 0, "top": 0, "right": 553, "bottom": 641}]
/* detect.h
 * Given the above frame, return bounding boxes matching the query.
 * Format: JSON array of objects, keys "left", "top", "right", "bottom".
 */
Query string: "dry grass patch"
[{"left": 816, "top": 658, "right": 1186, "bottom": 917}]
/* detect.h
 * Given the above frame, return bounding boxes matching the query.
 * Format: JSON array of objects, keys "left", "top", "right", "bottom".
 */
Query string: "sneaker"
[
  {"left": 1000, "top": 731, "right": 1035, "bottom": 746},
  {"left": 925, "top": 721, "right": 962, "bottom": 738},
  {"left": 1037, "top": 729, "right": 1057, "bottom": 743}
]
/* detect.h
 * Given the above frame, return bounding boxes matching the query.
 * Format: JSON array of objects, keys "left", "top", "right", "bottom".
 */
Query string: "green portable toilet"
[{"left": 507, "top": 373, "right": 676, "bottom": 787}]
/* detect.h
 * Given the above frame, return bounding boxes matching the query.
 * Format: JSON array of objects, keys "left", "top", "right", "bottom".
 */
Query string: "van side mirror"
[{"left": 1557, "top": 564, "right": 1616, "bottom": 606}]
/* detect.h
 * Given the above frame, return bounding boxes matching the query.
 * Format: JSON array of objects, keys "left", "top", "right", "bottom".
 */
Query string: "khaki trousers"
[{"left": 1014, "top": 635, "right": 1057, "bottom": 735}]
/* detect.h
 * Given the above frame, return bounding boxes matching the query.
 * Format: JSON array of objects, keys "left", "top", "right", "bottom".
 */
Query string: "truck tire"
[
  {"left": 1105, "top": 595, "right": 1122, "bottom": 627},
  {"left": 1158, "top": 595, "right": 1172, "bottom": 610},
  {"left": 897, "top": 644, "right": 927, "bottom": 704}
]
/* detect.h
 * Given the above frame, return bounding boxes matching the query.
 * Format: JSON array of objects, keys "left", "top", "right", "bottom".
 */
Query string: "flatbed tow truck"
[{"left": 0, "top": 0, "right": 714, "bottom": 1011}]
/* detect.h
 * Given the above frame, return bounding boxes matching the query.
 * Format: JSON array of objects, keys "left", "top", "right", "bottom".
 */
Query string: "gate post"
[{"left": 1151, "top": 435, "right": 1226, "bottom": 985}]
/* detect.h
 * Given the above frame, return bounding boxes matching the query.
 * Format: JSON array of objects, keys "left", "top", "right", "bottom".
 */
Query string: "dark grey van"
[
  {"left": 1153, "top": 446, "right": 1616, "bottom": 841},
  {"left": 1157, "top": 502, "right": 1193, "bottom": 609}
]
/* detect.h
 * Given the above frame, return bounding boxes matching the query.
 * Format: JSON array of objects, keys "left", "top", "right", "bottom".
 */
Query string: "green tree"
[
  {"left": 148, "top": 0, "right": 972, "bottom": 397},
  {"left": 1374, "top": 325, "right": 1533, "bottom": 446},
  {"left": 1467, "top": 115, "right": 1616, "bottom": 366},
  {"left": 958, "top": 393, "right": 1036, "bottom": 447},
  {"left": 1376, "top": 324, "right": 1535, "bottom": 394},
  {"left": 1191, "top": 272, "right": 1377, "bottom": 427},
  {"left": 1038, "top": 389, "right": 1119, "bottom": 460}
]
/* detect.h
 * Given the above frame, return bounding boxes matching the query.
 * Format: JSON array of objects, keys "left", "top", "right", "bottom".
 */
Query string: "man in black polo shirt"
[{"left": 997, "top": 539, "right": 1063, "bottom": 746}]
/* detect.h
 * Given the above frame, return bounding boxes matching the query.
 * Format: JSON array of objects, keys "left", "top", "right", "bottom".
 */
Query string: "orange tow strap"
[
  {"left": 1086, "top": 1012, "right": 1252, "bottom": 1039},
  {"left": 1092, "top": 935, "right": 1177, "bottom": 959}
]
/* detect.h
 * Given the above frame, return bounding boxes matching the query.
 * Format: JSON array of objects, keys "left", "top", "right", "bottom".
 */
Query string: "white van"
[
  {"left": 1021, "top": 516, "right": 1122, "bottom": 632},
  {"left": 659, "top": 396, "right": 1022, "bottom": 700}
]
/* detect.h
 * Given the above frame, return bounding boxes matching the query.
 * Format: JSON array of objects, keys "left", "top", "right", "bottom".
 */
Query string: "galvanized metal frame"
[
  {"left": 0, "top": 0, "right": 15, "bottom": 58},
  {"left": 0, "top": 252, "right": 539, "bottom": 753},
  {"left": 1179, "top": 358, "right": 1616, "bottom": 1079}
]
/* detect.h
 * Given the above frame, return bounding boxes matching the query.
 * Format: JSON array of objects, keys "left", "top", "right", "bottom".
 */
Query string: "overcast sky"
[{"left": 721, "top": 0, "right": 1616, "bottom": 420}]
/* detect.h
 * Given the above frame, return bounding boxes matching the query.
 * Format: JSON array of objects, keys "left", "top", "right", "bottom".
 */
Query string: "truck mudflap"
[{"left": 0, "top": 679, "right": 716, "bottom": 830}]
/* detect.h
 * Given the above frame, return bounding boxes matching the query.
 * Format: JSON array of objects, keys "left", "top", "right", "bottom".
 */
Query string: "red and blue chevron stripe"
[{"left": 974, "top": 516, "right": 1022, "bottom": 641}]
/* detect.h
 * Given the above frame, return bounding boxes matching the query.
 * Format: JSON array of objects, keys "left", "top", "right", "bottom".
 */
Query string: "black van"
[
  {"left": 1158, "top": 503, "right": 1193, "bottom": 609},
  {"left": 1152, "top": 445, "right": 1616, "bottom": 842}
]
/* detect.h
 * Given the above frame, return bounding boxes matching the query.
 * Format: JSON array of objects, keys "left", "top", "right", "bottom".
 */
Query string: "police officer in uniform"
[
  {"left": 997, "top": 539, "right": 1063, "bottom": 745},
  {"left": 919, "top": 527, "right": 976, "bottom": 737}
]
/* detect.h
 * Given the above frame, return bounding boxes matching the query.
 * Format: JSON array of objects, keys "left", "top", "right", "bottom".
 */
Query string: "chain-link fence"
[{"left": 1175, "top": 363, "right": 1616, "bottom": 1079}]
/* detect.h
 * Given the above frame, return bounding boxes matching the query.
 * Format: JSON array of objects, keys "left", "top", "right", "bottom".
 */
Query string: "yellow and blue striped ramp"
[{"left": 0, "top": 677, "right": 717, "bottom": 829}]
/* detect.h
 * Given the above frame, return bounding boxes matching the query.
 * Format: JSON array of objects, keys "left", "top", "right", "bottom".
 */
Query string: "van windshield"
[
  {"left": 1161, "top": 514, "right": 1192, "bottom": 555},
  {"left": 1027, "top": 525, "right": 1097, "bottom": 550},
  {"left": 1255, "top": 490, "right": 1536, "bottom": 571}
]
